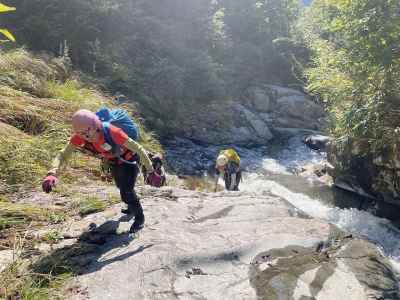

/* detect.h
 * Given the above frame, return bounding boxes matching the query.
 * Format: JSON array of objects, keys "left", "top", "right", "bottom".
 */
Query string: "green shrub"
[{"left": 301, "top": 0, "right": 400, "bottom": 154}]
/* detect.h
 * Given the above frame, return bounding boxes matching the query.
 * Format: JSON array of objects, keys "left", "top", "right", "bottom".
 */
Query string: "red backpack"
[
  {"left": 146, "top": 171, "right": 165, "bottom": 187},
  {"left": 144, "top": 153, "right": 166, "bottom": 187}
]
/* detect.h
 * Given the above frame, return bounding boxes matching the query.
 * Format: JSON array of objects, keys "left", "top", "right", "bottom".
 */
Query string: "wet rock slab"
[{"left": 61, "top": 187, "right": 399, "bottom": 300}]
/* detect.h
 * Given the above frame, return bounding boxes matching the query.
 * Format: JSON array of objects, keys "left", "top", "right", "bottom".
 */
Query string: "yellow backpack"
[{"left": 220, "top": 149, "right": 240, "bottom": 164}]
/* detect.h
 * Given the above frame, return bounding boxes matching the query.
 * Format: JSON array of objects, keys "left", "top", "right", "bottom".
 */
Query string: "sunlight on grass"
[
  {"left": 0, "top": 202, "right": 66, "bottom": 230},
  {"left": 41, "top": 229, "right": 63, "bottom": 244},
  {"left": 0, "top": 124, "right": 70, "bottom": 187},
  {"left": 74, "top": 196, "right": 107, "bottom": 217},
  {"left": 1, "top": 259, "right": 72, "bottom": 300},
  {"left": 45, "top": 80, "right": 102, "bottom": 108}
]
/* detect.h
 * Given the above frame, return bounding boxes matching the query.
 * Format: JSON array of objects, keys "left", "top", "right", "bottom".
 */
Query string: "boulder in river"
[{"left": 303, "top": 134, "right": 331, "bottom": 152}]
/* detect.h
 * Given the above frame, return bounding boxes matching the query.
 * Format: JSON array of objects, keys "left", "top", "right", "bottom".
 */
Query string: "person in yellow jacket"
[
  {"left": 214, "top": 149, "right": 242, "bottom": 191},
  {"left": 41, "top": 109, "right": 154, "bottom": 233}
]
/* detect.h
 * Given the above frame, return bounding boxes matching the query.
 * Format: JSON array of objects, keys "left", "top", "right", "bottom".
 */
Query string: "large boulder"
[
  {"left": 241, "top": 85, "right": 327, "bottom": 139},
  {"left": 161, "top": 101, "right": 275, "bottom": 145},
  {"left": 237, "top": 85, "right": 327, "bottom": 142},
  {"left": 245, "top": 86, "right": 272, "bottom": 112},
  {"left": 234, "top": 104, "right": 274, "bottom": 141},
  {"left": 327, "top": 137, "right": 400, "bottom": 205},
  {"left": 303, "top": 134, "right": 332, "bottom": 151},
  {"left": 250, "top": 85, "right": 326, "bottom": 131},
  {"left": 274, "top": 95, "right": 325, "bottom": 130},
  {"left": 265, "top": 84, "right": 306, "bottom": 98}
]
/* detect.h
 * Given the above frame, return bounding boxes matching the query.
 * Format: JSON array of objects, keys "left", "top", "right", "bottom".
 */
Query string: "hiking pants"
[
  {"left": 111, "top": 161, "right": 144, "bottom": 219},
  {"left": 224, "top": 169, "right": 242, "bottom": 191}
]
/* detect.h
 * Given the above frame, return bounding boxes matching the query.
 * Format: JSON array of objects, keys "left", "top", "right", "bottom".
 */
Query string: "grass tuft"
[
  {"left": 0, "top": 49, "right": 67, "bottom": 98},
  {"left": 0, "top": 123, "right": 70, "bottom": 187},
  {"left": 1, "top": 259, "right": 72, "bottom": 300},
  {"left": 0, "top": 202, "right": 66, "bottom": 231},
  {"left": 42, "top": 230, "right": 63, "bottom": 244},
  {"left": 45, "top": 79, "right": 105, "bottom": 109},
  {"left": 74, "top": 196, "right": 107, "bottom": 217}
]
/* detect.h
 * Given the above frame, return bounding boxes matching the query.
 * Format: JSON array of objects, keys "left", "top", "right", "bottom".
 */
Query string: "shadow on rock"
[
  {"left": 248, "top": 227, "right": 400, "bottom": 300},
  {"left": 32, "top": 217, "right": 154, "bottom": 277}
]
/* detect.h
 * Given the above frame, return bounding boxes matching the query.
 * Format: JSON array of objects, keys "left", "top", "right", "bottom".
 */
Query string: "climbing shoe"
[
  {"left": 129, "top": 214, "right": 145, "bottom": 233},
  {"left": 121, "top": 208, "right": 133, "bottom": 215},
  {"left": 121, "top": 204, "right": 135, "bottom": 215}
]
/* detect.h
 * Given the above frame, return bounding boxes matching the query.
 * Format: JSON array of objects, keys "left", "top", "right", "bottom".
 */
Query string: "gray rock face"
[
  {"left": 265, "top": 85, "right": 306, "bottom": 98},
  {"left": 235, "top": 104, "right": 274, "bottom": 141},
  {"left": 275, "top": 95, "right": 324, "bottom": 130},
  {"left": 237, "top": 85, "right": 326, "bottom": 143},
  {"left": 246, "top": 86, "right": 272, "bottom": 112},
  {"left": 52, "top": 187, "right": 399, "bottom": 300},
  {"left": 166, "top": 85, "right": 326, "bottom": 145},
  {"left": 327, "top": 137, "right": 400, "bottom": 205}
]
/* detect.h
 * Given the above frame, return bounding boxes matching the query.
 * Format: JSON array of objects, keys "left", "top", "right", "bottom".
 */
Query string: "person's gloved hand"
[
  {"left": 147, "top": 165, "right": 154, "bottom": 174},
  {"left": 42, "top": 175, "right": 58, "bottom": 193}
]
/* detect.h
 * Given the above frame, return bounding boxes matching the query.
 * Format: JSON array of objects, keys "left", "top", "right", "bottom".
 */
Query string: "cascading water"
[{"left": 164, "top": 136, "right": 400, "bottom": 269}]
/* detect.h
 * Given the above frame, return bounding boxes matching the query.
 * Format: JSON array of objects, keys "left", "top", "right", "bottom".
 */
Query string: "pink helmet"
[{"left": 71, "top": 109, "right": 101, "bottom": 138}]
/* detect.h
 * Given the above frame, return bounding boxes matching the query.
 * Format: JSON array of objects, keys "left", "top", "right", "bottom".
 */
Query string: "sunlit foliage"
[{"left": 302, "top": 0, "right": 400, "bottom": 153}]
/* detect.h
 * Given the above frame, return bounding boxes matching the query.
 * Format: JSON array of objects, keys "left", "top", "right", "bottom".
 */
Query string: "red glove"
[{"left": 42, "top": 175, "right": 58, "bottom": 193}]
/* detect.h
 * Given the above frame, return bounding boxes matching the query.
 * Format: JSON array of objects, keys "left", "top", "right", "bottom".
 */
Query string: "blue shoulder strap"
[
  {"left": 101, "top": 122, "right": 137, "bottom": 165},
  {"left": 102, "top": 122, "right": 116, "bottom": 148}
]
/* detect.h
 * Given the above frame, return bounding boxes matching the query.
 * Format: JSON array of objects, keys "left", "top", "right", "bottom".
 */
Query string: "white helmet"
[{"left": 216, "top": 154, "right": 228, "bottom": 167}]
